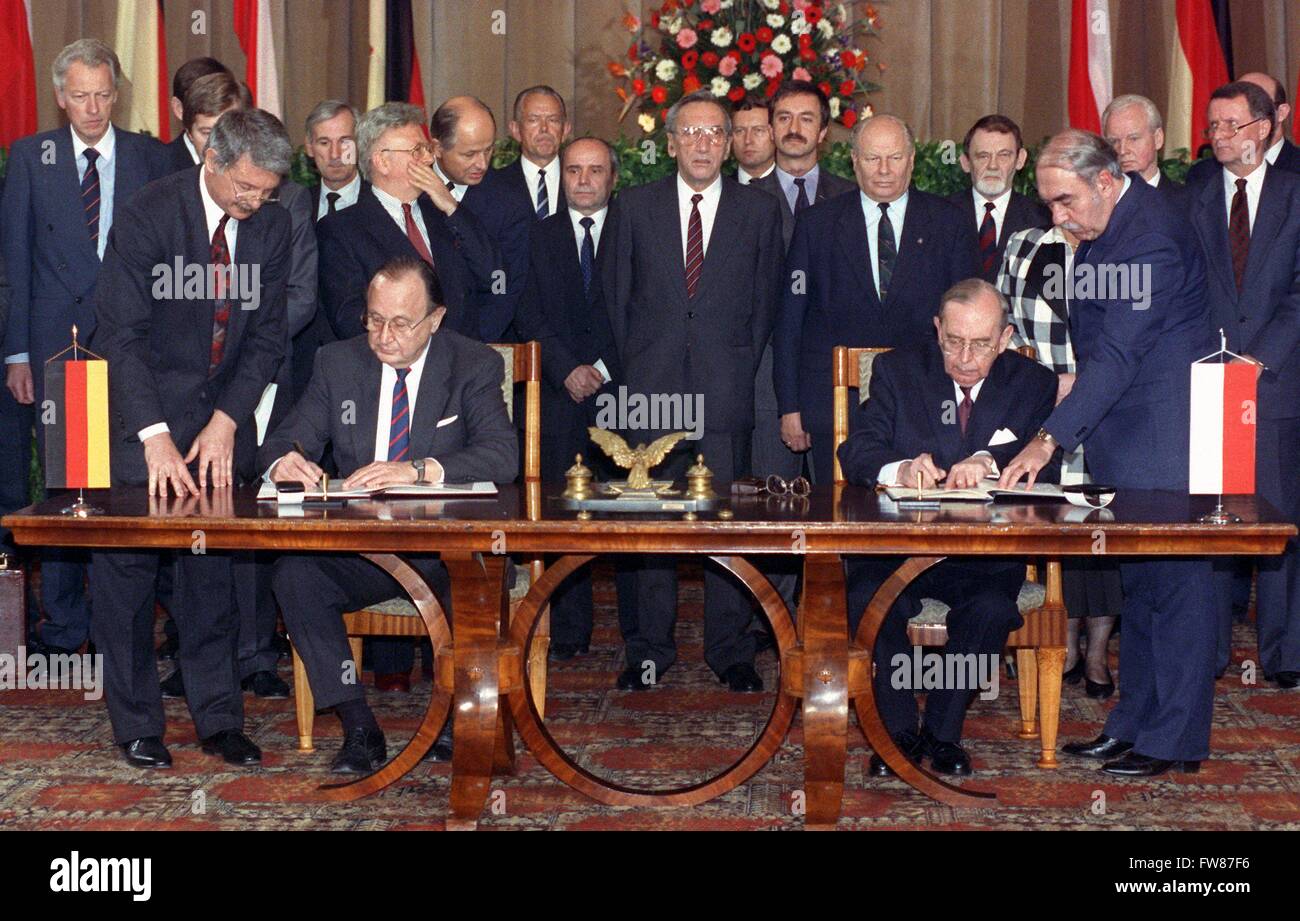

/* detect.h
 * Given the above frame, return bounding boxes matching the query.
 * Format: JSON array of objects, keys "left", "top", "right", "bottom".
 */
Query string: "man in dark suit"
[
  {"left": 0, "top": 173, "right": 28, "bottom": 559},
  {"left": 950, "top": 115, "right": 1049, "bottom": 282},
  {"left": 842, "top": 279, "right": 1057, "bottom": 776},
  {"left": 430, "top": 96, "right": 534, "bottom": 341},
  {"left": 513, "top": 138, "right": 621, "bottom": 660},
  {"left": 1187, "top": 72, "right": 1300, "bottom": 187},
  {"left": 89, "top": 108, "right": 293, "bottom": 769},
  {"left": 2, "top": 39, "right": 166, "bottom": 657},
  {"left": 1102, "top": 94, "right": 1182, "bottom": 202},
  {"left": 775, "top": 113, "right": 980, "bottom": 485},
  {"left": 318, "top": 102, "right": 498, "bottom": 343},
  {"left": 265, "top": 257, "right": 518, "bottom": 773},
  {"left": 1002, "top": 129, "right": 1219, "bottom": 777},
  {"left": 167, "top": 72, "right": 251, "bottom": 174},
  {"left": 165, "top": 57, "right": 231, "bottom": 172},
  {"left": 731, "top": 96, "right": 775, "bottom": 185},
  {"left": 499, "top": 85, "right": 570, "bottom": 221},
  {"left": 609, "top": 90, "right": 784, "bottom": 692},
  {"left": 1189, "top": 82, "right": 1300, "bottom": 690}
]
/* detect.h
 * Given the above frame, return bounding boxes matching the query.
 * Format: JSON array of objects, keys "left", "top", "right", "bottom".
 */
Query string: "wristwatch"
[
  {"left": 411, "top": 458, "right": 427, "bottom": 484},
  {"left": 1035, "top": 427, "right": 1057, "bottom": 446}
]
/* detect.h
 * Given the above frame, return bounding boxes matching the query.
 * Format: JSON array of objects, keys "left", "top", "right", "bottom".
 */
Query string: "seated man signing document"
[
  {"left": 837, "top": 278, "right": 1057, "bottom": 777},
  {"left": 260, "top": 256, "right": 517, "bottom": 774}
]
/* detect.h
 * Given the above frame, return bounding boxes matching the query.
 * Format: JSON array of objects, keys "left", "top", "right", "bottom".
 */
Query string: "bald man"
[
  {"left": 430, "top": 96, "right": 534, "bottom": 341},
  {"left": 1187, "top": 72, "right": 1300, "bottom": 187}
]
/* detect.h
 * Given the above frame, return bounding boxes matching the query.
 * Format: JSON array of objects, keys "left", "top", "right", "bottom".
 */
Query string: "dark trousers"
[
  {"left": 0, "top": 388, "right": 32, "bottom": 554},
  {"left": 90, "top": 549, "right": 243, "bottom": 743},
  {"left": 273, "top": 554, "right": 449, "bottom": 709},
  {"left": 619, "top": 431, "right": 757, "bottom": 676},
  {"left": 750, "top": 343, "right": 803, "bottom": 623},
  {"left": 1104, "top": 558, "right": 1215, "bottom": 762},
  {"left": 847, "top": 557, "right": 1024, "bottom": 743},
  {"left": 233, "top": 551, "right": 280, "bottom": 678},
  {"left": 1252, "top": 416, "right": 1300, "bottom": 676},
  {"left": 808, "top": 428, "right": 835, "bottom": 487}
]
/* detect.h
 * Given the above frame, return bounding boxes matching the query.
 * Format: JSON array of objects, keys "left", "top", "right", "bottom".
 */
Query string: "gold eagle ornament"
[{"left": 587, "top": 428, "right": 690, "bottom": 490}]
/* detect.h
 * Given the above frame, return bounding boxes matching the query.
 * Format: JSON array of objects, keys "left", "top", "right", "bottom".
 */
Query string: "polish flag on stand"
[{"left": 1189, "top": 363, "right": 1256, "bottom": 495}]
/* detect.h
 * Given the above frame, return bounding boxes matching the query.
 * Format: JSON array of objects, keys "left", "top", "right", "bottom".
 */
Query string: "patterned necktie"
[
  {"left": 958, "top": 386, "right": 973, "bottom": 436},
  {"left": 209, "top": 214, "right": 232, "bottom": 373},
  {"left": 402, "top": 201, "right": 434, "bottom": 266},
  {"left": 326, "top": 191, "right": 340, "bottom": 215},
  {"left": 82, "top": 148, "right": 101, "bottom": 250},
  {"left": 536, "top": 167, "right": 549, "bottom": 220},
  {"left": 684, "top": 193, "right": 704, "bottom": 299},
  {"left": 978, "top": 201, "right": 998, "bottom": 278},
  {"left": 1229, "top": 177, "right": 1250, "bottom": 292},
  {"left": 793, "top": 176, "right": 810, "bottom": 213},
  {"left": 876, "top": 201, "right": 896, "bottom": 302},
  {"left": 579, "top": 216, "right": 595, "bottom": 297},
  {"left": 387, "top": 367, "right": 412, "bottom": 462}
]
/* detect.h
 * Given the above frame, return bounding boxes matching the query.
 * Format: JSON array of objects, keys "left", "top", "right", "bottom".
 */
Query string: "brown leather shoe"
[{"left": 374, "top": 670, "right": 411, "bottom": 693}]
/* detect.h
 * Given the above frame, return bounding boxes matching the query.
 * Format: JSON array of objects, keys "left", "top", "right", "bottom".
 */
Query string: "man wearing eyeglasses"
[
  {"left": 1188, "top": 81, "right": 1300, "bottom": 693},
  {"left": 88, "top": 108, "right": 294, "bottom": 770},
  {"left": 840, "top": 279, "right": 1058, "bottom": 777},
  {"left": 608, "top": 90, "right": 784, "bottom": 693},
  {"left": 264, "top": 256, "right": 518, "bottom": 773},
  {"left": 1186, "top": 72, "right": 1300, "bottom": 188}
]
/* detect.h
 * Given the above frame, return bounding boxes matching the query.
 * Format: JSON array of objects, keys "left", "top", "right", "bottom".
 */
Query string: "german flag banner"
[{"left": 44, "top": 359, "right": 110, "bottom": 489}]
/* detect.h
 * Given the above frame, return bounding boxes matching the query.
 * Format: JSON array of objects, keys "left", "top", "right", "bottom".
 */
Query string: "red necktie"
[
  {"left": 1228, "top": 177, "right": 1250, "bottom": 292},
  {"left": 978, "top": 201, "right": 997, "bottom": 278},
  {"left": 684, "top": 193, "right": 704, "bottom": 298},
  {"left": 209, "top": 214, "right": 232, "bottom": 373},
  {"left": 958, "top": 386, "right": 972, "bottom": 436},
  {"left": 402, "top": 201, "right": 434, "bottom": 266}
]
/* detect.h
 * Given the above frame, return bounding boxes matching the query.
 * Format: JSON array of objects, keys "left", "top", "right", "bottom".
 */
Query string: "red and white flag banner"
[{"left": 1189, "top": 362, "right": 1256, "bottom": 495}]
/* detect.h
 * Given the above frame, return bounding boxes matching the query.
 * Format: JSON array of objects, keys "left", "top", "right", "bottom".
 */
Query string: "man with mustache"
[{"left": 949, "top": 115, "right": 1049, "bottom": 283}]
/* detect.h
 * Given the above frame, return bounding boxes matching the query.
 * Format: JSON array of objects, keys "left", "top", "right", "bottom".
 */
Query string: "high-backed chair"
[
  {"left": 291, "top": 340, "right": 547, "bottom": 752},
  {"left": 831, "top": 344, "right": 1068, "bottom": 766}
]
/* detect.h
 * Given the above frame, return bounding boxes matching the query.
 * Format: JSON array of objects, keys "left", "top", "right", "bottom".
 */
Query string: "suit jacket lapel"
[
  {"left": 923, "top": 350, "right": 964, "bottom": 464},
  {"left": 661, "top": 178, "right": 688, "bottom": 303},
  {"left": 963, "top": 354, "right": 1010, "bottom": 454},
  {"left": 57, "top": 130, "right": 99, "bottom": 265},
  {"left": 180, "top": 174, "right": 216, "bottom": 366},
  {"left": 888, "top": 192, "right": 927, "bottom": 307},
  {"left": 1242, "top": 168, "right": 1285, "bottom": 290},
  {"left": 352, "top": 346, "right": 383, "bottom": 465},
  {"left": 1193, "top": 177, "right": 1236, "bottom": 298},
  {"left": 410, "top": 334, "right": 452, "bottom": 461},
  {"left": 695, "top": 180, "right": 741, "bottom": 300},
  {"left": 835, "top": 195, "right": 879, "bottom": 311}
]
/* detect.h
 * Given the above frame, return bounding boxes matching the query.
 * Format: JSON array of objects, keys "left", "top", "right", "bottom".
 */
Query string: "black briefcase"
[{"left": 0, "top": 554, "right": 26, "bottom": 659}]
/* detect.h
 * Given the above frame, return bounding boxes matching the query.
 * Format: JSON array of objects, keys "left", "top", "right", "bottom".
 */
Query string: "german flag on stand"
[{"left": 44, "top": 359, "right": 110, "bottom": 489}]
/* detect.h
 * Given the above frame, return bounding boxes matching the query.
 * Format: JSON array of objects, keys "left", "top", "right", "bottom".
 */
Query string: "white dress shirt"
[
  {"left": 877, "top": 379, "right": 992, "bottom": 484},
  {"left": 737, "top": 162, "right": 775, "bottom": 185},
  {"left": 676, "top": 172, "right": 723, "bottom": 262},
  {"left": 137, "top": 169, "right": 240, "bottom": 443},
  {"left": 523, "top": 155, "right": 561, "bottom": 217},
  {"left": 372, "top": 338, "right": 435, "bottom": 474},
  {"left": 971, "top": 186, "right": 1012, "bottom": 243},
  {"left": 433, "top": 161, "right": 467, "bottom": 202},
  {"left": 1145, "top": 170, "right": 1162, "bottom": 188},
  {"left": 861, "top": 191, "right": 908, "bottom": 299},
  {"left": 370, "top": 184, "right": 432, "bottom": 253},
  {"left": 72, "top": 123, "right": 117, "bottom": 261},
  {"left": 183, "top": 132, "right": 201, "bottom": 165},
  {"left": 1223, "top": 160, "right": 1267, "bottom": 232},
  {"left": 315, "top": 171, "right": 362, "bottom": 220},
  {"left": 1265, "top": 137, "right": 1284, "bottom": 165},
  {"left": 776, "top": 164, "right": 820, "bottom": 212}
]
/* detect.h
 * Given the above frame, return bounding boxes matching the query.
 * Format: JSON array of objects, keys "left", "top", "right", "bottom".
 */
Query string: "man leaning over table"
[
  {"left": 262, "top": 256, "right": 517, "bottom": 774},
  {"left": 839, "top": 278, "right": 1058, "bottom": 778}
]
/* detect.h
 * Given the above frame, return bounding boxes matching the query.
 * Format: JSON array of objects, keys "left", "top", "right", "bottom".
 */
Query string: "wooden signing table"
[{"left": 4, "top": 485, "right": 1292, "bottom": 829}]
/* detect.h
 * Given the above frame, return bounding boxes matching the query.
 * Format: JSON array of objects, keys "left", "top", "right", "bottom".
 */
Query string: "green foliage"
[{"left": 291, "top": 145, "right": 320, "bottom": 188}]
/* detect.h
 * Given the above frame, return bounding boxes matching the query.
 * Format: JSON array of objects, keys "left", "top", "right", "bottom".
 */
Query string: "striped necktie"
[
  {"left": 684, "top": 193, "right": 704, "bottom": 299},
  {"left": 387, "top": 367, "right": 412, "bottom": 462},
  {"left": 978, "top": 201, "right": 998, "bottom": 278},
  {"left": 876, "top": 201, "right": 896, "bottom": 301},
  {"left": 535, "top": 167, "right": 549, "bottom": 220},
  {"left": 82, "top": 148, "right": 101, "bottom": 251}
]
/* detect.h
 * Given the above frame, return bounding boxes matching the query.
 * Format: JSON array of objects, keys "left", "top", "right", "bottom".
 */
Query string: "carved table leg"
[
  {"left": 798, "top": 554, "right": 850, "bottom": 830},
  {"left": 1035, "top": 560, "right": 1068, "bottom": 769},
  {"left": 1016, "top": 648, "right": 1039, "bottom": 739}
]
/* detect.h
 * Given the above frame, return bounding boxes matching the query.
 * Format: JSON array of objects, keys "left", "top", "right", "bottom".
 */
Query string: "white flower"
[
  {"left": 761, "top": 0, "right": 780, "bottom": 8},
  {"left": 710, "top": 76, "right": 731, "bottom": 97},
  {"left": 817, "top": 19, "right": 834, "bottom": 39},
  {"left": 771, "top": 33, "right": 792, "bottom": 54},
  {"left": 638, "top": 113, "right": 656, "bottom": 134},
  {"left": 767, "top": 14, "right": 785, "bottom": 28},
  {"left": 719, "top": 0, "right": 733, "bottom": 7},
  {"left": 666, "top": 15, "right": 683, "bottom": 34},
  {"left": 829, "top": 97, "right": 841, "bottom": 118},
  {"left": 655, "top": 59, "right": 678, "bottom": 81},
  {"left": 710, "top": 26, "right": 733, "bottom": 47},
  {"left": 742, "top": 73, "right": 763, "bottom": 90},
  {"left": 791, "top": 16, "right": 812, "bottom": 35}
]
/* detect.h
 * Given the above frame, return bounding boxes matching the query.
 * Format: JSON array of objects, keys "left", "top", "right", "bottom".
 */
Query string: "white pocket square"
[
  {"left": 988, "top": 428, "right": 1017, "bottom": 446},
  {"left": 435, "top": 415, "right": 459, "bottom": 428}
]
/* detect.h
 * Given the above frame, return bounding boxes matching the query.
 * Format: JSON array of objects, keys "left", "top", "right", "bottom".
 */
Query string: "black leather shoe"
[
  {"left": 868, "top": 729, "right": 928, "bottom": 777},
  {"left": 720, "top": 662, "right": 763, "bottom": 692},
  {"left": 330, "top": 728, "right": 387, "bottom": 774},
  {"left": 1062, "top": 734, "right": 1134, "bottom": 759},
  {"left": 1085, "top": 674, "right": 1115, "bottom": 699},
  {"left": 1101, "top": 752, "right": 1200, "bottom": 777},
  {"left": 550, "top": 642, "right": 589, "bottom": 661},
  {"left": 424, "top": 720, "right": 454, "bottom": 762},
  {"left": 159, "top": 668, "right": 185, "bottom": 699},
  {"left": 616, "top": 666, "right": 657, "bottom": 691},
  {"left": 928, "top": 737, "right": 973, "bottom": 776},
  {"left": 1275, "top": 671, "right": 1299, "bottom": 690},
  {"left": 240, "top": 670, "right": 290, "bottom": 699},
  {"left": 121, "top": 736, "right": 172, "bottom": 769},
  {"left": 1062, "top": 659, "right": 1086, "bottom": 685},
  {"left": 200, "top": 729, "right": 262, "bottom": 766},
  {"left": 156, "top": 636, "right": 180, "bottom": 661}
]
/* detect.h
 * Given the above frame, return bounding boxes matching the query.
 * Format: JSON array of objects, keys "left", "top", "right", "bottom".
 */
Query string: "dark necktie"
[
  {"left": 793, "top": 176, "right": 810, "bottom": 213},
  {"left": 387, "top": 367, "right": 412, "bottom": 462},
  {"left": 402, "top": 201, "right": 434, "bottom": 266},
  {"left": 82, "top": 148, "right": 101, "bottom": 251},
  {"left": 685, "top": 193, "right": 704, "bottom": 299},
  {"left": 536, "top": 167, "right": 549, "bottom": 220},
  {"left": 1229, "top": 177, "right": 1250, "bottom": 292},
  {"left": 877, "top": 201, "right": 896, "bottom": 302},
  {"left": 446, "top": 179, "right": 456, "bottom": 193},
  {"left": 326, "top": 191, "right": 340, "bottom": 215},
  {"left": 209, "top": 214, "right": 232, "bottom": 373},
  {"left": 978, "top": 201, "right": 998, "bottom": 278},
  {"left": 579, "top": 216, "right": 595, "bottom": 297},
  {"left": 958, "top": 385, "right": 973, "bottom": 436}
]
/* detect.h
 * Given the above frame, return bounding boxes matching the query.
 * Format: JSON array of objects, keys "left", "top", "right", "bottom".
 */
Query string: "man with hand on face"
[
  {"left": 500, "top": 85, "right": 572, "bottom": 220},
  {"left": 90, "top": 109, "right": 293, "bottom": 770},
  {"left": 949, "top": 115, "right": 1049, "bottom": 283},
  {"left": 265, "top": 257, "right": 518, "bottom": 772},
  {"left": 840, "top": 279, "right": 1057, "bottom": 777},
  {"left": 431, "top": 96, "right": 534, "bottom": 341},
  {"left": 513, "top": 138, "right": 622, "bottom": 661},
  {"left": 731, "top": 96, "right": 776, "bottom": 185}
]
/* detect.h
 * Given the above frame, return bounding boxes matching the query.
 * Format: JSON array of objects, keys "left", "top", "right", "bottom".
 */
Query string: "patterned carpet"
[{"left": 2, "top": 563, "right": 1299, "bottom": 831}]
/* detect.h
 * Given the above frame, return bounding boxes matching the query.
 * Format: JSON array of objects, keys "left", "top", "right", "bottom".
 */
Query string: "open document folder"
[
  {"left": 883, "top": 479, "right": 1068, "bottom": 503},
  {"left": 257, "top": 480, "right": 499, "bottom": 501}
]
